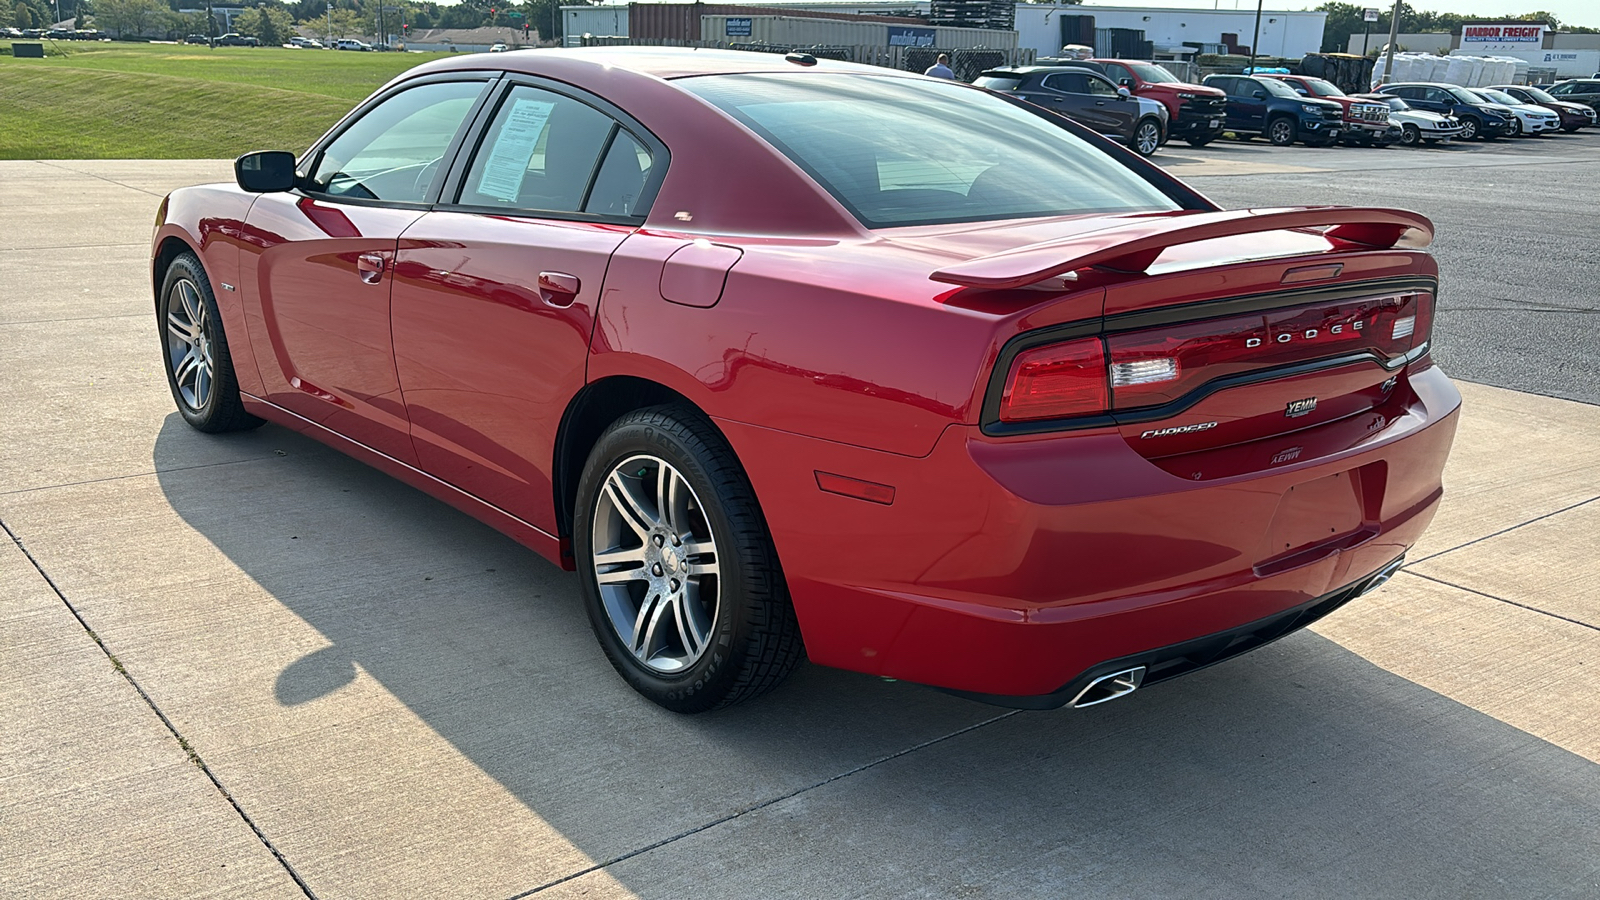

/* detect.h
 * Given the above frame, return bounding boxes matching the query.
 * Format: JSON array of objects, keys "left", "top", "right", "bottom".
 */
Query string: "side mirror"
[
  {"left": 1253, "top": 89, "right": 1266, "bottom": 99},
  {"left": 1117, "top": 86, "right": 1132, "bottom": 99},
  {"left": 1295, "top": 88, "right": 1309, "bottom": 95},
  {"left": 235, "top": 150, "right": 297, "bottom": 193}
]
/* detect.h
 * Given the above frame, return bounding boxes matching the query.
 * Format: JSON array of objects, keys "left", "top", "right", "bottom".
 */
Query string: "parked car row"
[
  {"left": 3, "top": 26, "right": 110, "bottom": 40},
  {"left": 975, "top": 62, "right": 1595, "bottom": 155}
]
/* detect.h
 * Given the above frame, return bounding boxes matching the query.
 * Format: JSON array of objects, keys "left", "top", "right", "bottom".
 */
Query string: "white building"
[{"left": 1014, "top": 5, "right": 1325, "bottom": 61}]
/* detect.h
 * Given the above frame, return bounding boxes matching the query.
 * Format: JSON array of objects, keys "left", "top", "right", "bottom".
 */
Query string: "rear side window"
[
  {"left": 681, "top": 73, "right": 1179, "bottom": 228},
  {"left": 456, "top": 84, "right": 656, "bottom": 217}
]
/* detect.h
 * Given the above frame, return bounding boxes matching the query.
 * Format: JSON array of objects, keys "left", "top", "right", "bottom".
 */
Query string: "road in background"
[{"left": 1162, "top": 131, "right": 1600, "bottom": 407}]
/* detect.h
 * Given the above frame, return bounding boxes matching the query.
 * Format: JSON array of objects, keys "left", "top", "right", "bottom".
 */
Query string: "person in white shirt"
[{"left": 924, "top": 53, "right": 955, "bottom": 80}]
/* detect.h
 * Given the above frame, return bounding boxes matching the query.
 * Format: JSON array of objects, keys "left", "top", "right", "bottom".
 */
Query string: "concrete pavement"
[{"left": 2, "top": 159, "right": 1597, "bottom": 899}]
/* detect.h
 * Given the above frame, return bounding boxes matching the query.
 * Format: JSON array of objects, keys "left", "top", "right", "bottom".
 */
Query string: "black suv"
[
  {"left": 974, "top": 67, "right": 1168, "bottom": 156},
  {"left": 1201, "top": 74, "right": 1345, "bottom": 146},
  {"left": 1376, "top": 83, "right": 1515, "bottom": 140},
  {"left": 1544, "top": 79, "right": 1600, "bottom": 113}
]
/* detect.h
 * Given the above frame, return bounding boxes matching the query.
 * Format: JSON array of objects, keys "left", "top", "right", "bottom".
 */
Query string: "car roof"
[
  {"left": 408, "top": 46, "right": 928, "bottom": 83},
  {"left": 984, "top": 65, "right": 1109, "bottom": 75}
]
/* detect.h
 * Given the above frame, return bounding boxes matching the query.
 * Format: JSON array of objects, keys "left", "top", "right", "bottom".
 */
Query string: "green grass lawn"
[{"left": 0, "top": 42, "right": 456, "bottom": 159}]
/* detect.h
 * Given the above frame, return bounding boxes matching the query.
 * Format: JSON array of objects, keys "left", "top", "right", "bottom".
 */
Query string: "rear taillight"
[
  {"left": 999, "top": 337, "right": 1108, "bottom": 422},
  {"left": 996, "top": 292, "right": 1433, "bottom": 425},
  {"left": 1106, "top": 292, "right": 1430, "bottom": 408}
]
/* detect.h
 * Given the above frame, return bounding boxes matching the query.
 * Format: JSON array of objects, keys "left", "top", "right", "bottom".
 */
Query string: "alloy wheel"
[
  {"left": 1461, "top": 117, "right": 1479, "bottom": 140},
  {"left": 1269, "top": 120, "right": 1294, "bottom": 145},
  {"left": 591, "top": 454, "right": 720, "bottom": 674},
  {"left": 165, "top": 277, "right": 215, "bottom": 411},
  {"left": 1135, "top": 121, "right": 1161, "bottom": 156}
]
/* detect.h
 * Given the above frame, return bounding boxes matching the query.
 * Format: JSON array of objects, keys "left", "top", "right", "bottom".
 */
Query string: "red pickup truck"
[
  {"left": 1263, "top": 74, "right": 1397, "bottom": 146},
  {"left": 1090, "top": 59, "right": 1229, "bottom": 147}
]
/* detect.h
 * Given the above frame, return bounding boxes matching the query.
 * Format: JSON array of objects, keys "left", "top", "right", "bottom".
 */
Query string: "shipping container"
[{"left": 701, "top": 14, "right": 1015, "bottom": 49}]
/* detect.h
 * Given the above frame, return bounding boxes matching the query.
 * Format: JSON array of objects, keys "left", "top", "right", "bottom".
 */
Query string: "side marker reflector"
[{"left": 815, "top": 471, "right": 895, "bottom": 506}]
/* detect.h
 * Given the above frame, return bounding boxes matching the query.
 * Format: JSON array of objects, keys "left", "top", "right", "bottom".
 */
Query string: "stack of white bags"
[{"left": 1374, "top": 53, "right": 1529, "bottom": 87}]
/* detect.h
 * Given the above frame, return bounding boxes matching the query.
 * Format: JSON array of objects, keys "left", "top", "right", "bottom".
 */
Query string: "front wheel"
[
  {"left": 1563, "top": 124, "right": 1583, "bottom": 133},
  {"left": 1507, "top": 117, "right": 1523, "bottom": 136},
  {"left": 159, "top": 252, "right": 263, "bottom": 433},
  {"left": 1459, "top": 116, "right": 1481, "bottom": 140},
  {"left": 1400, "top": 124, "right": 1421, "bottom": 146},
  {"left": 1131, "top": 118, "right": 1162, "bottom": 157},
  {"left": 1184, "top": 135, "right": 1215, "bottom": 148},
  {"left": 575, "top": 406, "right": 805, "bottom": 712},
  {"left": 1268, "top": 117, "right": 1297, "bottom": 146}
]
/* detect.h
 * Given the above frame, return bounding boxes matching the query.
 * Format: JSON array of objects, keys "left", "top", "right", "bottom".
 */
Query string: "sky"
[{"left": 1078, "top": 0, "right": 1599, "bottom": 30}]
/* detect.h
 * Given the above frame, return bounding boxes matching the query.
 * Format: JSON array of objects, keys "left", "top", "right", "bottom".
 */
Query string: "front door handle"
[
  {"left": 538, "top": 271, "right": 580, "bottom": 308},
  {"left": 357, "top": 252, "right": 385, "bottom": 285}
]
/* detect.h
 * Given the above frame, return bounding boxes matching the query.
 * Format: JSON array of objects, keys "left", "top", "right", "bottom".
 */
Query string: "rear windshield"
[
  {"left": 972, "top": 74, "right": 1024, "bottom": 91},
  {"left": 681, "top": 73, "right": 1180, "bottom": 228}
]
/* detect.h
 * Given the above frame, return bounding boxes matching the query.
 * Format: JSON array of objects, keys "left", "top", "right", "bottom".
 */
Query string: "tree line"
[{"left": 1, "top": 0, "right": 566, "bottom": 42}]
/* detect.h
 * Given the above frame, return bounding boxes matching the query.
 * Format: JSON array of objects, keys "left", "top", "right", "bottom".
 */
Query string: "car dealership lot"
[{"left": 3, "top": 149, "right": 1599, "bottom": 898}]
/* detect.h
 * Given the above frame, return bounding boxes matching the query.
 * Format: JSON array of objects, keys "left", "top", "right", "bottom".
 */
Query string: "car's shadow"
[{"left": 153, "top": 415, "right": 1600, "bottom": 898}]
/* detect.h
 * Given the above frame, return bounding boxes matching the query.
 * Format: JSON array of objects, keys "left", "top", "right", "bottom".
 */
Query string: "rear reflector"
[{"left": 999, "top": 337, "right": 1108, "bottom": 422}]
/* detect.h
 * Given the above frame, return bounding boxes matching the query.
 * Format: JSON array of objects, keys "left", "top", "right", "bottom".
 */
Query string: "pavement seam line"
[
  {"left": 503, "top": 708, "right": 1022, "bottom": 899},
  {"left": 1400, "top": 569, "right": 1600, "bottom": 634},
  {"left": 0, "top": 312, "right": 149, "bottom": 326},
  {"left": 1406, "top": 495, "right": 1600, "bottom": 566},
  {"left": 33, "top": 160, "right": 171, "bottom": 198},
  {"left": 0, "top": 517, "right": 321, "bottom": 900},
  {"left": 0, "top": 455, "right": 295, "bottom": 497},
  {"left": 1184, "top": 155, "right": 1599, "bottom": 178}
]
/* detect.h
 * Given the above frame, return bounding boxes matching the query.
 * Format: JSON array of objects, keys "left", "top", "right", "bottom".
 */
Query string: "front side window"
[
  {"left": 1085, "top": 75, "right": 1120, "bottom": 97},
  {"left": 456, "top": 84, "right": 654, "bottom": 217},
  {"left": 681, "top": 73, "right": 1179, "bottom": 228},
  {"left": 1042, "top": 72, "right": 1087, "bottom": 94},
  {"left": 308, "top": 80, "right": 486, "bottom": 203}
]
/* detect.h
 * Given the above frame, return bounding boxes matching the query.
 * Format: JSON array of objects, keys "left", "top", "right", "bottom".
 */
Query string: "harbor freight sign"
[
  {"left": 1461, "top": 22, "right": 1547, "bottom": 50},
  {"left": 887, "top": 25, "right": 935, "bottom": 47}
]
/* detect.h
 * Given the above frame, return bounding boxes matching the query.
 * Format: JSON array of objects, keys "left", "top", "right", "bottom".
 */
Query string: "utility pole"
[
  {"left": 326, "top": 1, "right": 331, "bottom": 44},
  {"left": 1379, "top": 0, "right": 1402, "bottom": 85},
  {"left": 1246, "top": 0, "right": 1263, "bottom": 75}
]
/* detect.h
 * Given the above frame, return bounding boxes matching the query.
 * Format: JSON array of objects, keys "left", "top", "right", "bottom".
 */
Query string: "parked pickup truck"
[
  {"left": 1262, "top": 73, "right": 1397, "bottom": 146},
  {"left": 1202, "top": 74, "right": 1345, "bottom": 146},
  {"left": 1087, "top": 60, "right": 1228, "bottom": 147}
]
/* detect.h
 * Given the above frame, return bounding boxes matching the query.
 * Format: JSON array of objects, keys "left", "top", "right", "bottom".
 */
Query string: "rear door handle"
[
  {"left": 357, "top": 252, "right": 385, "bottom": 285},
  {"left": 538, "top": 271, "right": 580, "bottom": 308}
]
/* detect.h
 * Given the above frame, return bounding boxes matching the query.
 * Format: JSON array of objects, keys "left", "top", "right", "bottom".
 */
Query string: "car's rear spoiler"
[{"left": 929, "top": 207, "right": 1435, "bottom": 290}]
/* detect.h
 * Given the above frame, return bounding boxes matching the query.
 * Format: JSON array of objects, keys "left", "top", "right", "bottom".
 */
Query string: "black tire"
[
  {"left": 1268, "top": 116, "right": 1297, "bottom": 146},
  {"left": 1459, "top": 116, "right": 1481, "bottom": 140},
  {"left": 575, "top": 406, "right": 804, "bottom": 712},
  {"left": 1400, "top": 123, "right": 1421, "bottom": 146},
  {"left": 1131, "top": 118, "right": 1162, "bottom": 157},
  {"left": 158, "top": 251, "right": 263, "bottom": 433},
  {"left": 1507, "top": 117, "right": 1523, "bottom": 137},
  {"left": 1562, "top": 124, "right": 1582, "bottom": 133},
  {"left": 1184, "top": 135, "right": 1215, "bottom": 148}
]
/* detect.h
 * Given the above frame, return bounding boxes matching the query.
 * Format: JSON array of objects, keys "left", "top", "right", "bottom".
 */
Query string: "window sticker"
[{"left": 475, "top": 97, "right": 557, "bottom": 202}]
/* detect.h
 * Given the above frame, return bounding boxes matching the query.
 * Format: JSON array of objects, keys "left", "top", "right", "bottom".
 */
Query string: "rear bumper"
[{"left": 719, "top": 364, "right": 1461, "bottom": 699}]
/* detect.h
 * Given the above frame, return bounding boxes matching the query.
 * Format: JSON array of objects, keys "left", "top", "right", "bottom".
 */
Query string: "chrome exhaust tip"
[
  {"left": 1360, "top": 556, "right": 1406, "bottom": 596},
  {"left": 1070, "top": 666, "right": 1147, "bottom": 708}
]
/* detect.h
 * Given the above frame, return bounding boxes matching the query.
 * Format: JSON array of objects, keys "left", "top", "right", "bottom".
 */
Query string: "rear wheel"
[
  {"left": 1131, "top": 118, "right": 1162, "bottom": 157},
  {"left": 1400, "top": 124, "right": 1421, "bottom": 146},
  {"left": 158, "top": 252, "right": 262, "bottom": 433},
  {"left": 1267, "top": 116, "right": 1297, "bottom": 146},
  {"left": 575, "top": 406, "right": 804, "bottom": 712}
]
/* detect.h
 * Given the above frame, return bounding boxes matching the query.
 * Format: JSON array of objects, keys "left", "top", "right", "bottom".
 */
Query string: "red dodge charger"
[{"left": 151, "top": 48, "right": 1460, "bottom": 712}]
